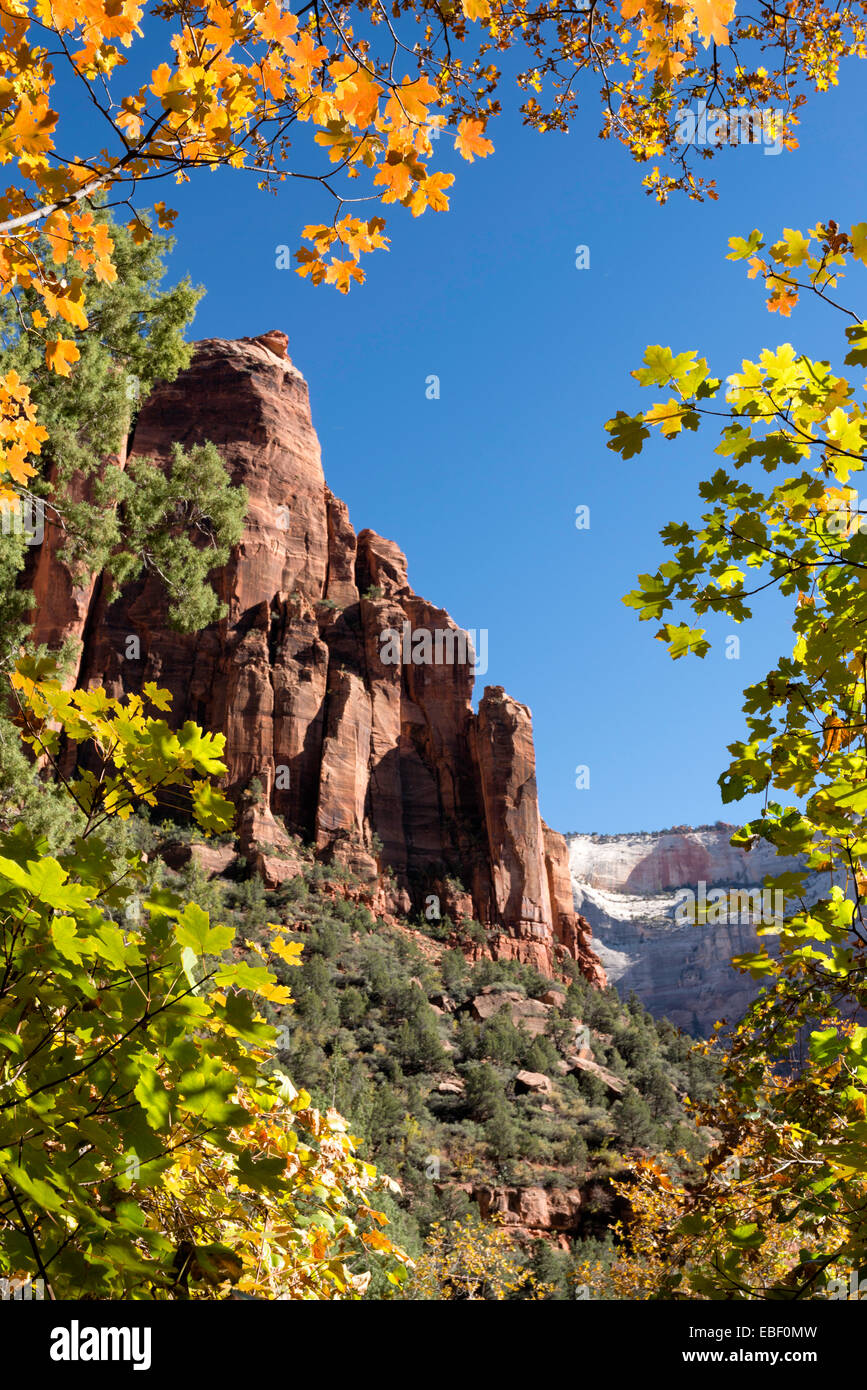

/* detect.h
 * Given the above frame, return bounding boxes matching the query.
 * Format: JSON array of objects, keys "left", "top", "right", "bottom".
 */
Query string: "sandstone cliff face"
[
  {"left": 30, "top": 331, "right": 601, "bottom": 983},
  {"left": 567, "top": 828, "right": 821, "bottom": 1034}
]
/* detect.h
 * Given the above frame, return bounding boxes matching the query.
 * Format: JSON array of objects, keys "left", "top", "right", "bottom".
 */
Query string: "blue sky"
[{"left": 107, "top": 55, "right": 867, "bottom": 836}]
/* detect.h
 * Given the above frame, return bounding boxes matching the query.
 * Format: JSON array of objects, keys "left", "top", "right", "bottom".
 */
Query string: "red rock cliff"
[{"left": 29, "top": 331, "right": 603, "bottom": 983}]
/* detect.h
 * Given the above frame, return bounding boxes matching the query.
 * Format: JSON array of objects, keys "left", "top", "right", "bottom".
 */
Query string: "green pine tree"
[{"left": 0, "top": 208, "right": 248, "bottom": 838}]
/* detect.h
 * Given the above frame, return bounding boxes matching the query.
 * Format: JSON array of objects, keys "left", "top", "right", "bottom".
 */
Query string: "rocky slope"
[
  {"left": 194, "top": 849, "right": 715, "bottom": 1269},
  {"left": 566, "top": 827, "right": 813, "bottom": 1035},
  {"left": 29, "top": 329, "right": 601, "bottom": 984}
]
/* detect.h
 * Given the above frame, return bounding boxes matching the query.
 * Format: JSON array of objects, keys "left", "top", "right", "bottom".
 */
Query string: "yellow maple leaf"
[
  {"left": 149, "top": 63, "right": 171, "bottom": 100},
  {"left": 770, "top": 227, "right": 811, "bottom": 268},
  {"left": 269, "top": 936, "right": 304, "bottom": 967},
  {"left": 93, "top": 257, "right": 118, "bottom": 285},
  {"left": 645, "top": 400, "right": 686, "bottom": 437},
  {"left": 54, "top": 281, "right": 88, "bottom": 330},
  {"left": 394, "top": 75, "right": 439, "bottom": 123},
  {"left": 143, "top": 681, "right": 173, "bottom": 711},
  {"left": 44, "top": 337, "right": 80, "bottom": 377},
  {"left": 1, "top": 442, "right": 37, "bottom": 485},
  {"left": 850, "top": 223, "right": 867, "bottom": 266},
  {"left": 43, "top": 211, "right": 71, "bottom": 265},
  {"left": 824, "top": 405, "right": 864, "bottom": 455},
  {"left": 332, "top": 66, "right": 380, "bottom": 129},
  {"left": 462, "top": 0, "right": 491, "bottom": 17}
]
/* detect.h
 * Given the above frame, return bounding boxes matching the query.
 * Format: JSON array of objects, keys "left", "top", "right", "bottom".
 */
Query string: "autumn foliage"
[
  {"left": 616, "top": 220, "right": 867, "bottom": 1297},
  {"left": 0, "top": 663, "right": 410, "bottom": 1297},
  {"left": 4, "top": 0, "right": 867, "bottom": 1303}
]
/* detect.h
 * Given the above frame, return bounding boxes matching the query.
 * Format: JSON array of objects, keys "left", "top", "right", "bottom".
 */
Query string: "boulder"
[
  {"left": 159, "top": 841, "right": 236, "bottom": 878},
  {"left": 466, "top": 987, "right": 551, "bottom": 1036},
  {"left": 514, "top": 1069, "right": 552, "bottom": 1095},
  {"left": 562, "top": 1054, "right": 627, "bottom": 1095},
  {"left": 254, "top": 853, "right": 304, "bottom": 889},
  {"left": 435, "top": 1077, "right": 465, "bottom": 1095}
]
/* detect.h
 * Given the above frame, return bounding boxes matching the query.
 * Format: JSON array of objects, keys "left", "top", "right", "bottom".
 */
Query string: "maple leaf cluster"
[
  {"left": 609, "top": 219, "right": 867, "bottom": 1297},
  {"left": 0, "top": 0, "right": 862, "bottom": 514}
]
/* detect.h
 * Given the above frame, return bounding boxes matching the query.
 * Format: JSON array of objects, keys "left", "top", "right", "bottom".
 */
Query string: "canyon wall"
[
  {"left": 29, "top": 330, "right": 602, "bottom": 983},
  {"left": 566, "top": 827, "right": 818, "bottom": 1034}
]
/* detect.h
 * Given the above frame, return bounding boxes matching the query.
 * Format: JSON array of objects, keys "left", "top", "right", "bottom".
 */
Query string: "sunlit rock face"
[
  {"left": 28, "top": 331, "right": 604, "bottom": 984},
  {"left": 566, "top": 827, "right": 823, "bottom": 1035}
]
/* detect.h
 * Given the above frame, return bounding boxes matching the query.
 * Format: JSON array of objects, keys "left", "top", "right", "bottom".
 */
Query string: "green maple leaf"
[
  {"left": 191, "top": 780, "right": 234, "bottom": 834},
  {"left": 50, "top": 916, "right": 85, "bottom": 965},
  {"left": 605, "top": 411, "right": 650, "bottom": 458},
  {"left": 726, "top": 229, "right": 764, "bottom": 261},
  {"left": 660, "top": 622, "right": 710, "bottom": 659},
  {"left": 175, "top": 902, "right": 234, "bottom": 958}
]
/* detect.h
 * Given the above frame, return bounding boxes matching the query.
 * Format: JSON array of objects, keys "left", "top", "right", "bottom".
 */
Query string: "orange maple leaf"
[
  {"left": 127, "top": 217, "right": 151, "bottom": 246},
  {"left": 43, "top": 211, "right": 72, "bottom": 265},
  {"left": 153, "top": 200, "right": 177, "bottom": 229},
  {"left": 373, "top": 156, "right": 412, "bottom": 202},
  {"left": 258, "top": 1, "right": 300, "bottom": 46},
  {"left": 0, "top": 96, "right": 58, "bottom": 157},
  {"left": 325, "top": 258, "right": 364, "bottom": 293},
  {"left": 454, "top": 118, "right": 494, "bottom": 162},
  {"left": 767, "top": 287, "right": 798, "bottom": 317},
  {"left": 688, "top": 0, "right": 735, "bottom": 47},
  {"left": 407, "top": 170, "right": 454, "bottom": 216},
  {"left": 2, "top": 445, "right": 37, "bottom": 486},
  {"left": 394, "top": 75, "right": 439, "bottom": 123}
]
